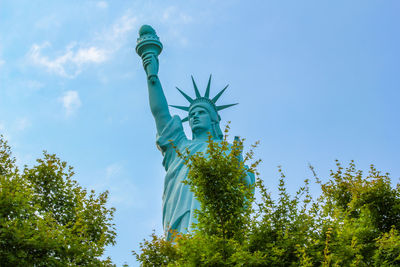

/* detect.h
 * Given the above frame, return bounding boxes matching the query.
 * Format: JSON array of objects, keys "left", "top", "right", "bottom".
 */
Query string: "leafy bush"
[
  {"left": 0, "top": 136, "right": 116, "bottom": 266},
  {"left": 134, "top": 130, "right": 400, "bottom": 266}
]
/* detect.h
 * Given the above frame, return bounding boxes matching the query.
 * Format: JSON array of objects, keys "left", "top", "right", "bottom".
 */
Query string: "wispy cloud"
[
  {"left": 27, "top": 11, "right": 137, "bottom": 78},
  {"left": 34, "top": 14, "right": 61, "bottom": 30},
  {"left": 91, "top": 162, "right": 141, "bottom": 209},
  {"left": 60, "top": 90, "right": 81, "bottom": 116},
  {"left": 25, "top": 5, "right": 195, "bottom": 78},
  {"left": 0, "top": 122, "right": 12, "bottom": 146},
  {"left": 0, "top": 121, "right": 34, "bottom": 169},
  {"left": 25, "top": 80, "right": 44, "bottom": 90},
  {"left": 0, "top": 117, "right": 31, "bottom": 143},
  {"left": 28, "top": 42, "right": 107, "bottom": 78},
  {"left": 15, "top": 118, "right": 31, "bottom": 131},
  {"left": 106, "top": 163, "right": 123, "bottom": 179},
  {"left": 159, "top": 6, "right": 193, "bottom": 46},
  {"left": 96, "top": 1, "right": 108, "bottom": 9},
  {"left": 97, "top": 13, "right": 137, "bottom": 47},
  {"left": 161, "top": 6, "right": 193, "bottom": 24}
]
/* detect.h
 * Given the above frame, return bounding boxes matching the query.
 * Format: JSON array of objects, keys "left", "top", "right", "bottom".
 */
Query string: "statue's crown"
[{"left": 170, "top": 75, "right": 238, "bottom": 122}]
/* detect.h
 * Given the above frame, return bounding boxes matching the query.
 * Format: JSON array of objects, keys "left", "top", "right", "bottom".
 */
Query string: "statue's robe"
[{"left": 156, "top": 115, "right": 254, "bottom": 239}]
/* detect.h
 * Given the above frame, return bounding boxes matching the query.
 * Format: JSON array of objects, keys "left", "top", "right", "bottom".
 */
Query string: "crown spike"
[
  {"left": 216, "top": 103, "right": 238, "bottom": 111},
  {"left": 176, "top": 87, "right": 194, "bottom": 103},
  {"left": 181, "top": 116, "right": 189, "bottom": 122},
  {"left": 211, "top": 84, "right": 229, "bottom": 103},
  {"left": 204, "top": 74, "right": 212, "bottom": 99},
  {"left": 191, "top": 75, "right": 201, "bottom": 98},
  {"left": 170, "top": 105, "right": 189, "bottom": 111}
]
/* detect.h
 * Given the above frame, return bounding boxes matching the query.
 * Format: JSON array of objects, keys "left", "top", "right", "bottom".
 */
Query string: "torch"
[{"left": 136, "top": 25, "right": 163, "bottom": 80}]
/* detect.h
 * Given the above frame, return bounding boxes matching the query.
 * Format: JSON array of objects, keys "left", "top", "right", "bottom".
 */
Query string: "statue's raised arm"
[{"left": 136, "top": 25, "right": 171, "bottom": 135}]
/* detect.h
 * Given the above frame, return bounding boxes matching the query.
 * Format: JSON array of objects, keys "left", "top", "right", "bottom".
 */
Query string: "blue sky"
[{"left": 1, "top": 1, "right": 399, "bottom": 266}]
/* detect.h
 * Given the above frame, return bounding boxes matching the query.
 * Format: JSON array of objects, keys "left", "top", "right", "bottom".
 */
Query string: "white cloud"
[
  {"left": 27, "top": 12, "right": 137, "bottom": 78},
  {"left": 96, "top": 1, "right": 108, "bottom": 9},
  {"left": 28, "top": 42, "right": 107, "bottom": 78},
  {"left": 0, "top": 122, "right": 13, "bottom": 142},
  {"left": 0, "top": 125, "right": 11, "bottom": 142},
  {"left": 15, "top": 118, "right": 31, "bottom": 131},
  {"left": 0, "top": 118, "right": 31, "bottom": 139},
  {"left": 35, "top": 14, "right": 61, "bottom": 30},
  {"left": 26, "top": 80, "right": 44, "bottom": 90},
  {"left": 75, "top": 46, "right": 107, "bottom": 63},
  {"left": 159, "top": 6, "right": 193, "bottom": 47},
  {"left": 161, "top": 6, "right": 193, "bottom": 24},
  {"left": 100, "top": 14, "right": 137, "bottom": 45},
  {"left": 106, "top": 163, "right": 123, "bottom": 179},
  {"left": 60, "top": 90, "right": 81, "bottom": 116},
  {"left": 91, "top": 162, "right": 141, "bottom": 209}
]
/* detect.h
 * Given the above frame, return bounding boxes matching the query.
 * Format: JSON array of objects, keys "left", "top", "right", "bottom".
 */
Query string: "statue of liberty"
[{"left": 136, "top": 25, "right": 254, "bottom": 240}]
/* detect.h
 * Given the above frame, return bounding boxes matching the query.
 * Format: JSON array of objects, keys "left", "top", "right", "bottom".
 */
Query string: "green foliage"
[
  {"left": 0, "top": 136, "right": 116, "bottom": 266},
  {"left": 373, "top": 227, "right": 400, "bottom": 266},
  {"left": 175, "top": 127, "right": 256, "bottom": 244},
  {"left": 133, "top": 231, "right": 179, "bottom": 266},
  {"left": 134, "top": 130, "right": 400, "bottom": 266}
]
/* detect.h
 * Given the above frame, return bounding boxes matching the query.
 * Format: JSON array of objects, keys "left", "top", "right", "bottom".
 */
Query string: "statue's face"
[{"left": 189, "top": 106, "right": 212, "bottom": 133}]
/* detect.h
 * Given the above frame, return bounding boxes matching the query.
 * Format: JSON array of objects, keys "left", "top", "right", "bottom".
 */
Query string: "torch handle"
[{"left": 141, "top": 51, "right": 159, "bottom": 81}]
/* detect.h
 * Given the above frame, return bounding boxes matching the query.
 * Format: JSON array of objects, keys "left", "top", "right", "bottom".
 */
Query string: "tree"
[
  {"left": 0, "top": 136, "right": 116, "bottom": 266},
  {"left": 134, "top": 129, "right": 400, "bottom": 266}
]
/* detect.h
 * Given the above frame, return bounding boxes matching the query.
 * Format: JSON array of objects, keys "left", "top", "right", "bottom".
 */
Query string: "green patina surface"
[{"left": 136, "top": 25, "right": 253, "bottom": 239}]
